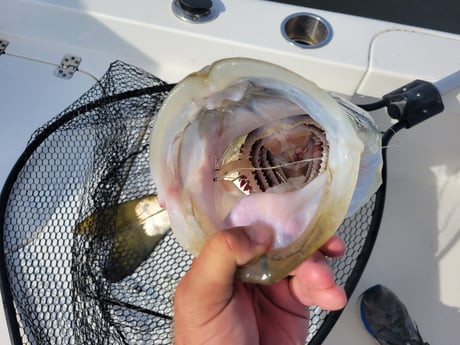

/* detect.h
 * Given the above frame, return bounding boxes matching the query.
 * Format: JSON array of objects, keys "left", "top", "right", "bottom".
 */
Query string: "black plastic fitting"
[{"left": 382, "top": 80, "right": 444, "bottom": 128}]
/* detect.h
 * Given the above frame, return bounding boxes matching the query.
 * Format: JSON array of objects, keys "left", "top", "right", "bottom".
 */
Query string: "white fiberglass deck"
[{"left": 1, "top": 1, "right": 459, "bottom": 344}]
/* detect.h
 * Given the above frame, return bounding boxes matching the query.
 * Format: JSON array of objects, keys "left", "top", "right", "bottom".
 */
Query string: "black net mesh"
[{"left": 0, "top": 61, "right": 384, "bottom": 345}]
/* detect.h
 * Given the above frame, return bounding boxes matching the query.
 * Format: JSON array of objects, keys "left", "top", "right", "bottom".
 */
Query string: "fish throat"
[{"left": 216, "top": 114, "right": 328, "bottom": 194}]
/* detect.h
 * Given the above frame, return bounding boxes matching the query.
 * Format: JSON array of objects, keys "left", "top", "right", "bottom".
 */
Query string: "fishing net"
[{"left": 0, "top": 61, "right": 385, "bottom": 345}]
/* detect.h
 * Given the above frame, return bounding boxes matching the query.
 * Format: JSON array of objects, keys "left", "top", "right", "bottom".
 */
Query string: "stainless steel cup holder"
[{"left": 282, "top": 12, "right": 333, "bottom": 49}]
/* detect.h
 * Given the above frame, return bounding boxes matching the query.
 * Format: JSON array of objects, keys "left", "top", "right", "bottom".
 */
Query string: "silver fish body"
[{"left": 74, "top": 195, "right": 170, "bottom": 282}]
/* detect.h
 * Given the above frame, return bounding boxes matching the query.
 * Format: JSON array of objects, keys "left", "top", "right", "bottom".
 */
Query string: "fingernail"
[{"left": 246, "top": 224, "right": 273, "bottom": 246}]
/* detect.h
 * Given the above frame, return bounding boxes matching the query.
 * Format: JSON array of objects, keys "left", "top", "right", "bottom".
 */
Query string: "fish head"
[{"left": 150, "top": 58, "right": 381, "bottom": 284}]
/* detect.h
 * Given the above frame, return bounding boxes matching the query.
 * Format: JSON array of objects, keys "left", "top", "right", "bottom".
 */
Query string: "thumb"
[
  {"left": 196, "top": 225, "right": 274, "bottom": 286},
  {"left": 174, "top": 225, "right": 273, "bottom": 317}
]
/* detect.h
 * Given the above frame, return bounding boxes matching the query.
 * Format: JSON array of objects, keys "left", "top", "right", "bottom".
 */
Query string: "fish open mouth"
[
  {"left": 150, "top": 57, "right": 382, "bottom": 284},
  {"left": 215, "top": 114, "right": 329, "bottom": 195}
]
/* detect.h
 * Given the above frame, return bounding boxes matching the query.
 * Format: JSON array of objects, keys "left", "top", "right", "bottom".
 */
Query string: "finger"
[
  {"left": 293, "top": 252, "right": 335, "bottom": 290},
  {"left": 174, "top": 225, "right": 273, "bottom": 316},
  {"left": 196, "top": 225, "right": 273, "bottom": 285},
  {"left": 299, "top": 282, "right": 347, "bottom": 311},
  {"left": 319, "top": 235, "right": 346, "bottom": 258},
  {"left": 290, "top": 235, "right": 345, "bottom": 276},
  {"left": 289, "top": 252, "right": 347, "bottom": 310}
]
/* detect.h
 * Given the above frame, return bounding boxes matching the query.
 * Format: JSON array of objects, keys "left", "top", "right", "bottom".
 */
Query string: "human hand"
[{"left": 173, "top": 226, "right": 347, "bottom": 345}]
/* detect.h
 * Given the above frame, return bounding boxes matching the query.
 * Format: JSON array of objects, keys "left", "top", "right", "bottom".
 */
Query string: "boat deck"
[{"left": 1, "top": 1, "right": 459, "bottom": 344}]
